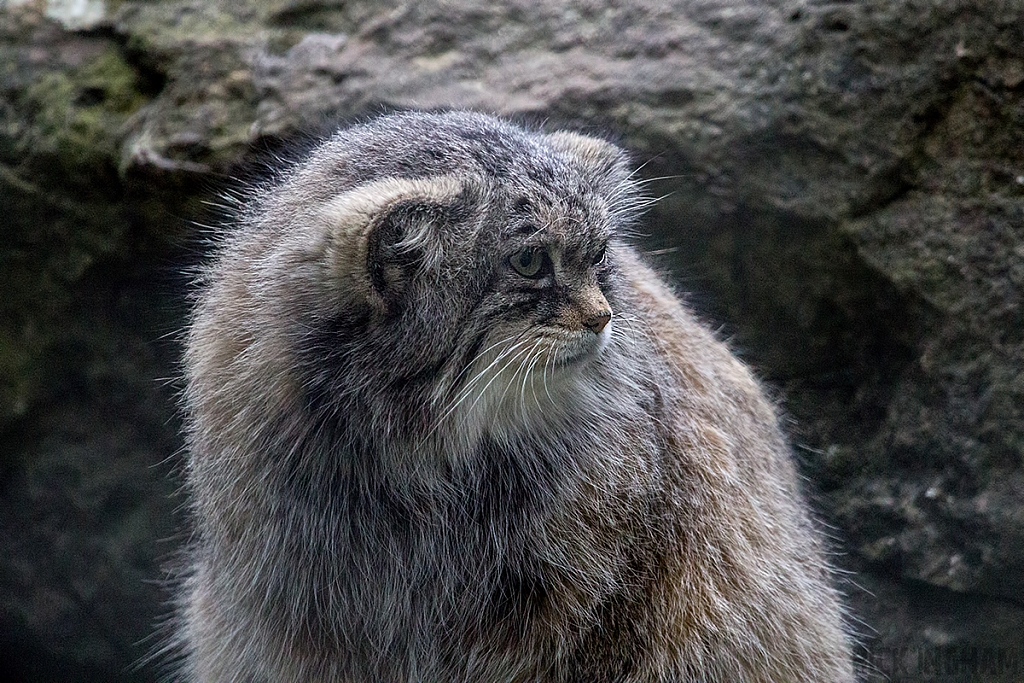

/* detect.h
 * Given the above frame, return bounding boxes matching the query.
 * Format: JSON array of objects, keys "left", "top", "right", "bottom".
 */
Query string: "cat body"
[{"left": 178, "top": 111, "right": 854, "bottom": 682}]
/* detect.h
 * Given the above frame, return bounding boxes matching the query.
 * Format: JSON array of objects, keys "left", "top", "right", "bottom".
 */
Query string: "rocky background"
[{"left": 1, "top": 0, "right": 1022, "bottom": 680}]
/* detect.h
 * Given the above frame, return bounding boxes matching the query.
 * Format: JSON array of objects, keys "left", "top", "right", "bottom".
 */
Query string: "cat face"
[
  {"left": 289, "top": 113, "right": 640, "bottom": 447},
  {"left": 434, "top": 186, "right": 623, "bottom": 443}
]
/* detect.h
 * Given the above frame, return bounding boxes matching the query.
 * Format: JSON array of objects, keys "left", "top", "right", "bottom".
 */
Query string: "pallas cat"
[{"left": 177, "top": 111, "right": 854, "bottom": 682}]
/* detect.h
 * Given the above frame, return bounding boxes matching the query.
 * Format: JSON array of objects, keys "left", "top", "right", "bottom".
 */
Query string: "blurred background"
[{"left": 2, "top": 0, "right": 1023, "bottom": 681}]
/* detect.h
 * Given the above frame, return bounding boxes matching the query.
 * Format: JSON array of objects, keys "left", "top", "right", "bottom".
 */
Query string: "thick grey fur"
[{"left": 176, "top": 111, "right": 855, "bottom": 682}]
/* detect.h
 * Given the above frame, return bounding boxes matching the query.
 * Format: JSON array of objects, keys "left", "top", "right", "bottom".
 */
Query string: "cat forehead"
[
  {"left": 313, "top": 113, "right": 593, "bottom": 189},
  {"left": 298, "top": 112, "right": 626, "bottom": 243},
  {"left": 503, "top": 186, "right": 610, "bottom": 243}
]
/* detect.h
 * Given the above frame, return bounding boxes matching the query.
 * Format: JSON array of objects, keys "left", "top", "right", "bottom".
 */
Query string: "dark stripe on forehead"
[
  {"left": 454, "top": 126, "right": 530, "bottom": 178},
  {"left": 470, "top": 148, "right": 513, "bottom": 177},
  {"left": 526, "top": 163, "right": 556, "bottom": 185}
]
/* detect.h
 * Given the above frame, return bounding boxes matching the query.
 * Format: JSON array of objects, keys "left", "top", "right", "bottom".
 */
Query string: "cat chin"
[{"left": 549, "top": 319, "right": 612, "bottom": 368}]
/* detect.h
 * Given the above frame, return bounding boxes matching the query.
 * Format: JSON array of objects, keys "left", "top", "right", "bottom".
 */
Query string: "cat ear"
[
  {"left": 544, "top": 131, "right": 632, "bottom": 194},
  {"left": 365, "top": 197, "right": 447, "bottom": 309},
  {"left": 321, "top": 176, "right": 466, "bottom": 312}
]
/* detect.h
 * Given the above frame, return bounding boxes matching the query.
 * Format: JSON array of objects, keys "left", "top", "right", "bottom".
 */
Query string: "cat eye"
[
  {"left": 510, "top": 248, "right": 549, "bottom": 279},
  {"left": 592, "top": 244, "right": 607, "bottom": 265}
]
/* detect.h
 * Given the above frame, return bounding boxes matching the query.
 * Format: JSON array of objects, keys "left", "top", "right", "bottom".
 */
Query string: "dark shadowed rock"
[{"left": 1, "top": 0, "right": 1021, "bottom": 680}]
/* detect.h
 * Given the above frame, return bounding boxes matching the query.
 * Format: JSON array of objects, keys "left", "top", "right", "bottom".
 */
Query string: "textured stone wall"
[{"left": 2, "top": 1, "right": 1022, "bottom": 680}]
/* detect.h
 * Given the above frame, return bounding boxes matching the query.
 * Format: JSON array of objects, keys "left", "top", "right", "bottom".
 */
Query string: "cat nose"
[
  {"left": 576, "top": 285, "right": 611, "bottom": 334},
  {"left": 585, "top": 310, "right": 611, "bottom": 334}
]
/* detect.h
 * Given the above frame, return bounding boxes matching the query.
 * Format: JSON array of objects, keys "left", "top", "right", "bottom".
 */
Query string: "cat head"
[{"left": 247, "top": 112, "right": 644, "bottom": 447}]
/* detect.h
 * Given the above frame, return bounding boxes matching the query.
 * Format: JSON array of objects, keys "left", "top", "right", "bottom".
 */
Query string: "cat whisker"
[
  {"left": 631, "top": 174, "right": 692, "bottom": 187},
  {"left": 541, "top": 342, "right": 556, "bottom": 409},
  {"left": 615, "top": 314, "right": 660, "bottom": 355},
  {"left": 496, "top": 337, "right": 543, "bottom": 425},
  {"left": 627, "top": 154, "right": 663, "bottom": 178},
  {"left": 525, "top": 340, "right": 548, "bottom": 418},
  {"left": 439, "top": 332, "right": 523, "bottom": 404},
  {"left": 641, "top": 247, "right": 680, "bottom": 256},
  {"left": 460, "top": 337, "right": 535, "bottom": 403},
  {"left": 448, "top": 339, "right": 537, "bottom": 441},
  {"left": 518, "top": 338, "right": 547, "bottom": 422},
  {"left": 446, "top": 334, "right": 530, "bottom": 404},
  {"left": 422, "top": 336, "right": 535, "bottom": 447},
  {"left": 609, "top": 313, "right": 640, "bottom": 345},
  {"left": 618, "top": 193, "right": 673, "bottom": 213},
  {"left": 613, "top": 313, "right": 691, "bottom": 410}
]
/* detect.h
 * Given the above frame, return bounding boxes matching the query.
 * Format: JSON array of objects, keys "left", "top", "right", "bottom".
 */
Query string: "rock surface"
[{"left": 1, "top": 0, "right": 1022, "bottom": 680}]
